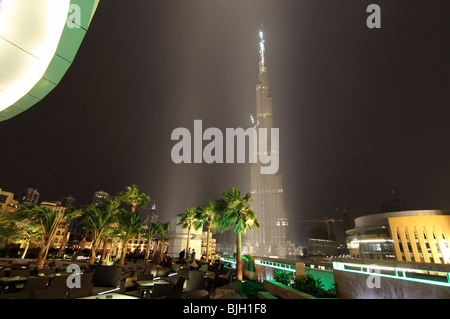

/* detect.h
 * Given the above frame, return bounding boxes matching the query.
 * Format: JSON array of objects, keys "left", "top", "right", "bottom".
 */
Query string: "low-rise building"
[
  {"left": 346, "top": 210, "right": 450, "bottom": 264},
  {"left": 0, "top": 189, "right": 19, "bottom": 215}
]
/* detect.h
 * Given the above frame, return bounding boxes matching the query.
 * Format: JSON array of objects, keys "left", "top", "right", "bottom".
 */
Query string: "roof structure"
[{"left": 0, "top": 0, "right": 100, "bottom": 121}]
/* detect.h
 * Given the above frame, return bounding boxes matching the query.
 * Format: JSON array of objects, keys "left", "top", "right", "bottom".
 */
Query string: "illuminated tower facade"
[{"left": 246, "top": 28, "right": 289, "bottom": 257}]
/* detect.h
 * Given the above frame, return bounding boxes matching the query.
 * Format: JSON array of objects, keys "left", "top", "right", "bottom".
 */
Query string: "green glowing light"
[{"left": 333, "top": 261, "right": 450, "bottom": 288}]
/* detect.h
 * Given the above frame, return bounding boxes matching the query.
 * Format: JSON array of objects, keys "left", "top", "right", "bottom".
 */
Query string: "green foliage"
[
  {"left": 177, "top": 208, "right": 197, "bottom": 229},
  {"left": 243, "top": 255, "right": 255, "bottom": 272},
  {"left": 274, "top": 271, "right": 336, "bottom": 298},
  {"left": 275, "top": 270, "right": 294, "bottom": 286},
  {"left": 215, "top": 188, "right": 259, "bottom": 234},
  {"left": 118, "top": 184, "right": 150, "bottom": 212},
  {"left": 242, "top": 280, "right": 265, "bottom": 299},
  {"left": 294, "top": 274, "right": 334, "bottom": 298}
]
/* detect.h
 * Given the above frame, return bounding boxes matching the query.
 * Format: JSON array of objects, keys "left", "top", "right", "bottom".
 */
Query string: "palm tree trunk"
[
  {"left": 88, "top": 244, "right": 97, "bottom": 265},
  {"left": 144, "top": 245, "right": 151, "bottom": 266},
  {"left": 36, "top": 240, "right": 51, "bottom": 270},
  {"left": 89, "top": 229, "right": 106, "bottom": 265},
  {"left": 206, "top": 224, "right": 211, "bottom": 262},
  {"left": 186, "top": 224, "right": 191, "bottom": 253},
  {"left": 236, "top": 231, "right": 243, "bottom": 281},
  {"left": 36, "top": 211, "right": 64, "bottom": 270},
  {"left": 57, "top": 225, "right": 69, "bottom": 258},
  {"left": 100, "top": 236, "right": 109, "bottom": 263},
  {"left": 21, "top": 242, "right": 30, "bottom": 259},
  {"left": 144, "top": 231, "right": 154, "bottom": 266},
  {"left": 119, "top": 237, "right": 128, "bottom": 266},
  {"left": 37, "top": 213, "right": 63, "bottom": 269}
]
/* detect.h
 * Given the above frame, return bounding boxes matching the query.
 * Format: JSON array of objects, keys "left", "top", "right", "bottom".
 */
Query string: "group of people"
[{"left": 178, "top": 248, "right": 196, "bottom": 264}]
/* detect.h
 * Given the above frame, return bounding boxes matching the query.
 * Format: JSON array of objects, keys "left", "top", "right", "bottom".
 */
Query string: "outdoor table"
[
  {"left": 133, "top": 279, "right": 170, "bottom": 298},
  {"left": 204, "top": 271, "right": 216, "bottom": 278},
  {"left": 0, "top": 276, "right": 31, "bottom": 294},
  {"left": 79, "top": 293, "right": 139, "bottom": 299}
]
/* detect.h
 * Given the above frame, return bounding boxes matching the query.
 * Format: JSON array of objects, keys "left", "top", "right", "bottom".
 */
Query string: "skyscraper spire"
[{"left": 259, "top": 26, "right": 266, "bottom": 72}]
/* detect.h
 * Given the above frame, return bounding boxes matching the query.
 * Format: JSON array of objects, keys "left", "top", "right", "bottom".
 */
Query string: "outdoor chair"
[
  {"left": 185, "top": 270, "right": 205, "bottom": 291},
  {"left": 37, "top": 268, "right": 56, "bottom": 276},
  {"left": 10, "top": 269, "right": 31, "bottom": 276},
  {"left": 207, "top": 265, "right": 218, "bottom": 273},
  {"left": 156, "top": 267, "right": 170, "bottom": 277},
  {"left": 89, "top": 265, "right": 122, "bottom": 286},
  {"left": 213, "top": 268, "right": 233, "bottom": 288},
  {"left": 143, "top": 263, "right": 154, "bottom": 274},
  {"left": 0, "top": 290, "right": 31, "bottom": 299},
  {"left": 47, "top": 274, "right": 70, "bottom": 289},
  {"left": 182, "top": 289, "right": 210, "bottom": 299},
  {"left": 145, "top": 282, "right": 174, "bottom": 299},
  {"left": 171, "top": 263, "right": 181, "bottom": 272},
  {"left": 68, "top": 283, "right": 93, "bottom": 299},
  {"left": 177, "top": 268, "right": 190, "bottom": 279},
  {"left": 81, "top": 271, "right": 95, "bottom": 285},
  {"left": 22, "top": 276, "right": 50, "bottom": 291},
  {"left": 11, "top": 263, "right": 28, "bottom": 270},
  {"left": 83, "top": 267, "right": 96, "bottom": 273},
  {"left": 119, "top": 271, "right": 138, "bottom": 292},
  {"left": 136, "top": 273, "right": 153, "bottom": 281},
  {"left": 34, "top": 287, "right": 67, "bottom": 299},
  {"left": 88, "top": 265, "right": 122, "bottom": 295},
  {"left": 18, "top": 276, "right": 50, "bottom": 298},
  {"left": 174, "top": 275, "right": 185, "bottom": 288}
]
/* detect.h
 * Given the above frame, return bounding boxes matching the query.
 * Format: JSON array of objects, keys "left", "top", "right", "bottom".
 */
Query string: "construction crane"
[{"left": 299, "top": 217, "right": 342, "bottom": 256}]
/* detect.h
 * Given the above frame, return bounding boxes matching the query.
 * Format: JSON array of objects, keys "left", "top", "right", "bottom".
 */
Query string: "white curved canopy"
[{"left": 0, "top": 0, "right": 99, "bottom": 121}]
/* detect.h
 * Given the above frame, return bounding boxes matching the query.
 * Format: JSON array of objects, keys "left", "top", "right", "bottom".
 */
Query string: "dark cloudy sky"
[{"left": 1, "top": 1, "right": 449, "bottom": 246}]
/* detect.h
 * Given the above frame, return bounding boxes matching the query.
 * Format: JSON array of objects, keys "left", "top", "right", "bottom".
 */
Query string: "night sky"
[{"left": 1, "top": 1, "right": 449, "bottom": 246}]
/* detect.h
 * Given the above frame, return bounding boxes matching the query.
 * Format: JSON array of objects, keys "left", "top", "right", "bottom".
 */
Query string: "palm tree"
[
  {"left": 0, "top": 215, "right": 41, "bottom": 259},
  {"left": 152, "top": 221, "right": 170, "bottom": 265},
  {"left": 10, "top": 204, "right": 82, "bottom": 269},
  {"left": 82, "top": 198, "right": 120, "bottom": 265},
  {"left": 118, "top": 184, "right": 150, "bottom": 213},
  {"left": 143, "top": 221, "right": 159, "bottom": 266},
  {"left": 177, "top": 208, "right": 198, "bottom": 254},
  {"left": 157, "top": 221, "right": 170, "bottom": 252},
  {"left": 216, "top": 188, "right": 259, "bottom": 281},
  {"left": 195, "top": 200, "right": 219, "bottom": 262},
  {"left": 116, "top": 211, "right": 145, "bottom": 266}
]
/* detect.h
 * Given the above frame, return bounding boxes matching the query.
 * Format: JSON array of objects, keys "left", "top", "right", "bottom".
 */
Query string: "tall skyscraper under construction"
[{"left": 245, "top": 28, "right": 289, "bottom": 257}]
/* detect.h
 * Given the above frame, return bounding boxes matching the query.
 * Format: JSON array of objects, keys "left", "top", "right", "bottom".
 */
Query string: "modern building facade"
[
  {"left": 61, "top": 195, "right": 76, "bottom": 208},
  {"left": 346, "top": 210, "right": 450, "bottom": 264},
  {"left": 307, "top": 226, "right": 338, "bottom": 257},
  {"left": 389, "top": 214, "right": 450, "bottom": 264},
  {"left": 39, "top": 201, "right": 70, "bottom": 251},
  {"left": 18, "top": 187, "right": 40, "bottom": 205},
  {"left": 92, "top": 190, "right": 109, "bottom": 205},
  {"left": 245, "top": 28, "right": 289, "bottom": 257},
  {"left": 0, "top": 189, "right": 19, "bottom": 215}
]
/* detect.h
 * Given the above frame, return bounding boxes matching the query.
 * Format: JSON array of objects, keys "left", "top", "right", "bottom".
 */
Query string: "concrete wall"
[
  {"left": 334, "top": 268, "right": 450, "bottom": 299},
  {"left": 333, "top": 258, "right": 450, "bottom": 299}
]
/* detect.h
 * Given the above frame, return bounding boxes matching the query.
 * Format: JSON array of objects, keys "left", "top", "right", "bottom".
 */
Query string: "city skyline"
[{"left": 1, "top": 1, "right": 450, "bottom": 247}]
